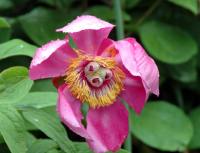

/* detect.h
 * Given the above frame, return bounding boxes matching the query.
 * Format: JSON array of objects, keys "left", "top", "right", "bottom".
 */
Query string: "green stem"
[
  {"left": 124, "top": 106, "right": 132, "bottom": 152},
  {"left": 114, "top": 0, "right": 124, "bottom": 39},
  {"left": 114, "top": 1, "right": 132, "bottom": 151}
]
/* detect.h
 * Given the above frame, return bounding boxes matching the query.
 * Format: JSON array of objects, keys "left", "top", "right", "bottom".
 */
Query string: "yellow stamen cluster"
[{"left": 65, "top": 51, "right": 125, "bottom": 108}]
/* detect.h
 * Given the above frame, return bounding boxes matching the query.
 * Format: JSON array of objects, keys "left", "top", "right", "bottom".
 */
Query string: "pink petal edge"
[
  {"left": 29, "top": 39, "right": 76, "bottom": 80},
  {"left": 56, "top": 15, "right": 115, "bottom": 55},
  {"left": 56, "top": 15, "right": 114, "bottom": 33},
  {"left": 57, "top": 84, "right": 90, "bottom": 139},
  {"left": 113, "top": 39, "right": 159, "bottom": 96},
  {"left": 126, "top": 38, "right": 159, "bottom": 96}
]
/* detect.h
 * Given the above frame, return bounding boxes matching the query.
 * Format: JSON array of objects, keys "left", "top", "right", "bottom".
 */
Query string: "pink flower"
[{"left": 29, "top": 15, "right": 159, "bottom": 153}]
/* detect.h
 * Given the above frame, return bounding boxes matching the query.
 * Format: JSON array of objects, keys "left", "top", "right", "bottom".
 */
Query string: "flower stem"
[
  {"left": 114, "top": 1, "right": 132, "bottom": 152},
  {"left": 124, "top": 106, "right": 132, "bottom": 152},
  {"left": 114, "top": 0, "right": 124, "bottom": 39}
]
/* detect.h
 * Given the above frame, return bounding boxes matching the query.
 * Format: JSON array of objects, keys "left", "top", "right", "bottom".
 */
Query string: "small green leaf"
[
  {"left": 0, "top": 17, "right": 11, "bottom": 43},
  {"left": 0, "top": 66, "right": 33, "bottom": 104},
  {"left": 139, "top": 21, "right": 198, "bottom": 64},
  {"left": 168, "top": 0, "right": 198, "bottom": 14},
  {"left": 0, "top": 39, "right": 37, "bottom": 60},
  {"left": 68, "top": 35, "right": 77, "bottom": 49},
  {"left": 19, "top": 7, "right": 68, "bottom": 45},
  {"left": 22, "top": 109, "right": 76, "bottom": 153},
  {"left": 16, "top": 92, "right": 57, "bottom": 109},
  {"left": 189, "top": 107, "right": 200, "bottom": 149},
  {"left": 130, "top": 101, "right": 193, "bottom": 151},
  {"left": 0, "top": 17, "right": 10, "bottom": 29},
  {"left": 0, "top": 105, "right": 27, "bottom": 153},
  {"left": 27, "top": 139, "right": 58, "bottom": 153}
]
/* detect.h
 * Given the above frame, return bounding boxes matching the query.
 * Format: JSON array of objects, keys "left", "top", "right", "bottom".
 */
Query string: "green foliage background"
[{"left": 0, "top": 0, "right": 200, "bottom": 153}]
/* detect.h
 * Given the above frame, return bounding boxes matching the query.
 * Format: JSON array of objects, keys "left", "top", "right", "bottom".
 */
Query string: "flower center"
[
  {"left": 65, "top": 51, "right": 125, "bottom": 108},
  {"left": 84, "top": 62, "right": 113, "bottom": 88}
]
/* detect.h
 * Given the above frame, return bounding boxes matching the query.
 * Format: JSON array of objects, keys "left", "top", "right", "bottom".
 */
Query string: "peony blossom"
[{"left": 29, "top": 15, "right": 159, "bottom": 153}]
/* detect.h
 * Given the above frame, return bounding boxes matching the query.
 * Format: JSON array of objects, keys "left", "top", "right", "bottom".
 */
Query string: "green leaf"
[
  {"left": 16, "top": 92, "right": 57, "bottom": 109},
  {"left": 74, "top": 143, "right": 92, "bottom": 153},
  {"left": 39, "top": 0, "right": 60, "bottom": 6},
  {"left": 0, "top": 116, "right": 36, "bottom": 145},
  {"left": 168, "top": 0, "right": 198, "bottom": 14},
  {"left": 31, "top": 79, "right": 56, "bottom": 92},
  {"left": 0, "top": 0, "right": 13, "bottom": 10},
  {"left": 125, "top": 0, "right": 141, "bottom": 8},
  {"left": 0, "top": 39, "right": 36, "bottom": 60},
  {"left": 0, "top": 17, "right": 11, "bottom": 43},
  {"left": 0, "top": 18, "right": 10, "bottom": 29},
  {"left": 167, "top": 58, "right": 197, "bottom": 82},
  {"left": 47, "top": 149, "right": 64, "bottom": 153},
  {"left": 115, "top": 149, "right": 129, "bottom": 153},
  {"left": 86, "top": 5, "right": 131, "bottom": 22},
  {"left": 19, "top": 7, "right": 68, "bottom": 45},
  {"left": 139, "top": 21, "right": 198, "bottom": 64},
  {"left": 130, "top": 101, "right": 193, "bottom": 151},
  {"left": 0, "top": 66, "right": 33, "bottom": 104},
  {"left": 74, "top": 142, "right": 129, "bottom": 153},
  {"left": 0, "top": 105, "right": 27, "bottom": 153},
  {"left": 39, "top": 0, "right": 73, "bottom": 9},
  {"left": 25, "top": 132, "right": 37, "bottom": 148},
  {"left": 22, "top": 109, "right": 76, "bottom": 153},
  {"left": 189, "top": 107, "right": 200, "bottom": 149},
  {"left": 0, "top": 134, "right": 4, "bottom": 143},
  {"left": 27, "top": 139, "right": 58, "bottom": 153},
  {"left": 10, "top": 0, "right": 29, "bottom": 6}
]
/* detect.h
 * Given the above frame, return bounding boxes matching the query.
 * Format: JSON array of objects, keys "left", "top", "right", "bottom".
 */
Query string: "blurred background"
[{"left": 0, "top": 0, "right": 200, "bottom": 153}]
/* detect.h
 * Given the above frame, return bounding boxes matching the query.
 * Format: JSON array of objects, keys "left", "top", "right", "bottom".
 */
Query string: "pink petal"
[
  {"left": 114, "top": 39, "right": 159, "bottom": 96},
  {"left": 122, "top": 73, "right": 148, "bottom": 114},
  {"left": 126, "top": 38, "right": 159, "bottom": 96},
  {"left": 57, "top": 84, "right": 90, "bottom": 139},
  {"left": 95, "top": 38, "right": 114, "bottom": 57},
  {"left": 29, "top": 39, "right": 76, "bottom": 80},
  {"left": 113, "top": 40, "right": 140, "bottom": 76},
  {"left": 86, "top": 100, "right": 128, "bottom": 153},
  {"left": 57, "top": 15, "right": 115, "bottom": 55}
]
